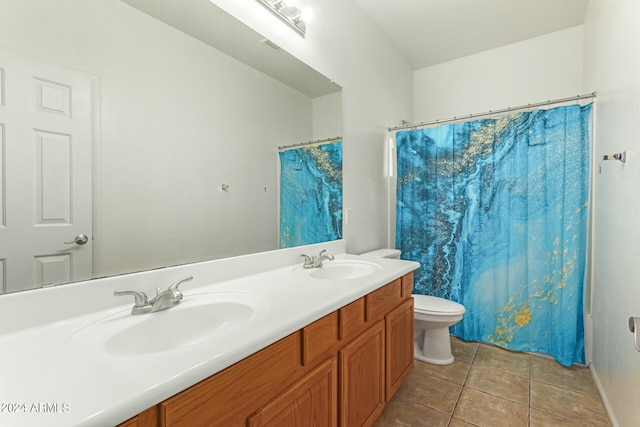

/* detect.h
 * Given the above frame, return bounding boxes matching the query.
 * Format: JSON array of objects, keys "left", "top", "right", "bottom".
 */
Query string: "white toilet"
[
  {"left": 361, "top": 248, "right": 466, "bottom": 365},
  {"left": 412, "top": 294, "right": 465, "bottom": 365}
]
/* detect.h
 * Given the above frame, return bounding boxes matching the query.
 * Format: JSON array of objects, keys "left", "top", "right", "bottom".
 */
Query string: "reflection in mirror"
[
  {"left": 279, "top": 140, "right": 343, "bottom": 248},
  {"left": 0, "top": 0, "right": 342, "bottom": 294}
]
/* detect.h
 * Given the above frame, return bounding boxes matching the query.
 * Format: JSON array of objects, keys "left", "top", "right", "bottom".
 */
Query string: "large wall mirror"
[{"left": 0, "top": 0, "right": 342, "bottom": 294}]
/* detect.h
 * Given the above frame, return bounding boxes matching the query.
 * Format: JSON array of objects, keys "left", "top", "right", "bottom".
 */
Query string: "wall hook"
[
  {"left": 603, "top": 151, "right": 626, "bottom": 163},
  {"left": 221, "top": 184, "right": 229, "bottom": 191}
]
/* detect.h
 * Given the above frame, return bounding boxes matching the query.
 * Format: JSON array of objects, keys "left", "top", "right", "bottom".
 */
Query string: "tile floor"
[{"left": 373, "top": 337, "right": 611, "bottom": 427}]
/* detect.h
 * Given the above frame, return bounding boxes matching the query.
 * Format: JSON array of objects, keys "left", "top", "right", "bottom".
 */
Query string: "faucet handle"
[
  {"left": 300, "top": 253, "right": 312, "bottom": 262},
  {"left": 300, "top": 253, "right": 313, "bottom": 266},
  {"left": 168, "top": 276, "right": 193, "bottom": 299},
  {"left": 320, "top": 249, "right": 334, "bottom": 260},
  {"left": 168, "top": 275, "right": 193, "bottom": 290},
  {"left": 114, "top": 289, "right": 148, "bottom": 307}
]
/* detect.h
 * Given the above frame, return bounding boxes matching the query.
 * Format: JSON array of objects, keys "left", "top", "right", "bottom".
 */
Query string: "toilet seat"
[{"left": 413, "top": 294, "right": 465, "bottom": 316}]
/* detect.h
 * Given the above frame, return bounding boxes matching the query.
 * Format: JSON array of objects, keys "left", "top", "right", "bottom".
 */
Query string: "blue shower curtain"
[
  {"left": 279, "top": 141, "right": 342, "bottom": 248},
  {"left": 396, "top": 104, "right": 591, "bottom": 366}
]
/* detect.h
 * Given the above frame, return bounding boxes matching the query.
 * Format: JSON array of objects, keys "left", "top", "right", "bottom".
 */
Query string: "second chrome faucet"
[
  {"left": 114, "top": 276, "right": 193, "bottom": 315},
  {"left": 300, "top": 249, "right": 334, "bottom": 269}
]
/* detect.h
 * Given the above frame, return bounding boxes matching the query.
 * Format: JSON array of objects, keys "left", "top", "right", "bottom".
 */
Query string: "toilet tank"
[{"left": 360, "top": 248, "right": 402, "bottom": 259}]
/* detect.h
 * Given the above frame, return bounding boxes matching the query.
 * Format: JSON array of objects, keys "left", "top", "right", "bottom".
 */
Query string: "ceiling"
[
  {"left": 352, "top": 0, "right": 590, "bottom": 69},
  {"left": 121, "top": 0, "right": 341, "bottom": 98},
  {"left": 122, "top": 0, "right": 590, "bottom": 93}
]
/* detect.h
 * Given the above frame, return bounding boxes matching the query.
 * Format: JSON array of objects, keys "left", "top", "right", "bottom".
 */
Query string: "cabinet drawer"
[
  {"left": 338, "top": 297, "right": 366, "bottom": 341},
  {"left": 160, "top": 332, "right": 302, "bottom": 427},
  {"left": 366, "top": 279, "right": 402, "bottom": 322},
  {"left": 401, "top": 272, "right": 414, "bottom": 298},
  {"left": 302, "top": 311, "right": 339, "bottom": 366}
]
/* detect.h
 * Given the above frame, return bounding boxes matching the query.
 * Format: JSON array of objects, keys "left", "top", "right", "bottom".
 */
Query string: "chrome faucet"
[
  {"left": 148, "top": 275, "right": 192, "bottom": 312},
  {"left": 113, "top": 289, "right": 151, "bottom": 315},
  {"left": 300, "top": 249, "right": 335, "bottom": 269},
  {"left": 114, "top": 276, "right": 193, "bottom": 315}
]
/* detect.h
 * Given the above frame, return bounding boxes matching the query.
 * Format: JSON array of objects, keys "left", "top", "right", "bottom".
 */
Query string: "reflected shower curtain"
[
  {"left": 279, "top": 141, "right": 342, "bottom": 248},
  {"left": 396, "top": 104, "right": 591, "bottom": 366}
]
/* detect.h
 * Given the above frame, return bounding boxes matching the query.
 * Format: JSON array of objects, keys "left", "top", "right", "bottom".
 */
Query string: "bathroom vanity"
[
  {"left": 0, "top": 241, "right": 419, "bottom": 427},
  {"left": 118, "top": 273, "right": 414, "bottom": 427}
]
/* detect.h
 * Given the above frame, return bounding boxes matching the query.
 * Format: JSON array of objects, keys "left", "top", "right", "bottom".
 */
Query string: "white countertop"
[{"left": 0, "top": 242, "right": 419, "bottom": 427}]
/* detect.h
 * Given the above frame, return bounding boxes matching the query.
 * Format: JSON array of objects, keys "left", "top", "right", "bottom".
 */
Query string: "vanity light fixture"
[{"left": 255, "top": 0, "right": 312, "bottom": 37}]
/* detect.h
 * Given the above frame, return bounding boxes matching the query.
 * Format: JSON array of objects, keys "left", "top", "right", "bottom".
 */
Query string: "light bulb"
[{"left": 300, "top": 7, "right": 313, "bottom": 22}]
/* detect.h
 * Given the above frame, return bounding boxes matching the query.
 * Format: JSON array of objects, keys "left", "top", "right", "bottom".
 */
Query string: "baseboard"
[
  {"left": 590, "top": 364, "right": 619, "bottom": 427},
  {"left": 585, "top": 314, "right": 593, "bottom": 364}
]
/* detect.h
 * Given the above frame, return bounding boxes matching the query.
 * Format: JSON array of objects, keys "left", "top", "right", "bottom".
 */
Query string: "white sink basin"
[
  {"left": 297, "top": 260, "right": 382, "bottom": 280},
  {"left": 65, "top": 291, "right": 268, "bottom": 356}
]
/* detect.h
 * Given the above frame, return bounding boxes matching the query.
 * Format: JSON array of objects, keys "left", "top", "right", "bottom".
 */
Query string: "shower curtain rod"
[
  {"left": 278, "top": 136, "right": 342, "bottom": 151},
  {"left": 388, "top": 92, "right": 596, "bottom": 132}
]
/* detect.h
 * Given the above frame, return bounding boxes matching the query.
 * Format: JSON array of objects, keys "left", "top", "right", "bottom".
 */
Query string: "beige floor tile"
[
  {"left": 530, "top": 356, "right": 599, "bottom": 396},
  {"left": 451, "top": 336, "right": 479, "bottom": 363},
  {"left": 465, "top": 364, "right": 529, "bottom": 405},
  {"left": 474, "top": 343, "right": 531, "bottom": 377},
  {"left": 530, "top": 381, "right": 611, "bottom": 426},
  {"left": 530, "top": 408, "right": 597, "bottom": 427},
  {"left": 411, "top": 357, "right": 471, "bottom": 386},
  {"left": 373, "top": 344, "right": 608, "bottom": 427},
  {"left": 453, "top": 388, "right": 529, "bottom": 427},
  {"left": 397, "top": 369, "right": 462, "bottom": 414},
  {"left": 372, "top": 395, "right": 450, "bottom": 427},
  {"left": 449, "top": 418, "right": 480, "bottom": 427}
]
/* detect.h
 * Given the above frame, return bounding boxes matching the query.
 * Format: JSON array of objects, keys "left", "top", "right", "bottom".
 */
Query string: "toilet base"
[
  {"left": 414, "top": 350, "right": 454, "bottom": 365},
  {"left": 414, "top": 325, "right": 456, "bottom": 365}
]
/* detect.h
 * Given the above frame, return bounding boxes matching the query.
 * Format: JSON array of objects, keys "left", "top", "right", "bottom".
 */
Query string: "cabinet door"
[
  {"left": 115, "top": 406, "right": 159, "bottom": 427},
  {"left": 160, "top": 333, "right": 302, "bottom": 427},
  {"left": 247, "top": 358, "right": 337, "bottom": 427},
  {"left": 385, "top": 298, "right": 414, "bottom": 400},
  {"left": 339, "top": 320, "right": 385, "bottom": 427}
]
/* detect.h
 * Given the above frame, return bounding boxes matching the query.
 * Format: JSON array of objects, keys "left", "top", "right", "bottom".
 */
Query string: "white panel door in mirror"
[
  {"left": 0, "top": 123, "right": 4, "bottom": 228},
  {"left": 35, "top": 131, "right": 71, "bottom": 224},
  {"left": 0, "top": 46, "right": 93, "bottom": 293},
  {"left": 0, "top": 67, "right": 4, "bottom": 106},
  {"left": 34, "top": 78, "right": 70, "bottom": 117},
  {"left": 35, "top": 254, "right": 71, "bottom": 287}
]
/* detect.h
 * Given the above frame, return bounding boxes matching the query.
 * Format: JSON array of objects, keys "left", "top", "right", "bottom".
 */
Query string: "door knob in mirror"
[{"left": 65, "top": 234, "right": 89, "bottom": 245}]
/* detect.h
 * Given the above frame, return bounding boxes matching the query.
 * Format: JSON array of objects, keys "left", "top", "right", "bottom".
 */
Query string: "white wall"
[
  {"left": 0, "top": 0, "right": 318, "bottom": 279},
  {"left": 414, "top": 26, "right": 584, "bottom": 122},
  {"left": 312, "top": 92, "right": 342, "bottom": 140},
  {"left": 212, "top": 0, "right": 414, "bottom": 255},
  {"left": 583, "top": 1, "right": 640, "bottom": 425},
  {"left": 403, "top": 27, "right": 585, "bottom": 262}
]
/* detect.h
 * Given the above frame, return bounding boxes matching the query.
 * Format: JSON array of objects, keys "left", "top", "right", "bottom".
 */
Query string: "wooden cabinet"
[
  {"left": 160, "top": 333, "right": 303, "bottom": 427},
  {"left": 302, "top": 311, "right": 340, "bottom": 367},
  {"left": 116, "top": 407, "right": 159, "bottom": 427},
  {"left": 338, "top": 296, "right": 367, "bottom": 341},
  {"left": 385, "top": 298, "right": 414, "bottom": 400},
  {"left": 248, "top": 358, "right": 338, "bottom": 427},
  {"left": 339, "top": 320, "right": 385, "bottom": 427},
  {"left": 117, "top": 273, "right": 415, "bottom": 427},
  {"left": 366, "top": 278, "right": 401, "bottom": 321}
]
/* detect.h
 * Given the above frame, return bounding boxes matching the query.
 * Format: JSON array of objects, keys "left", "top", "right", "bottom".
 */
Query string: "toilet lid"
[
  {"left": 413, "top": 294, "right": 465, "bottom": 315},
  {"left": 360, "top": 248, "right": 401, "bottom": 258}
]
